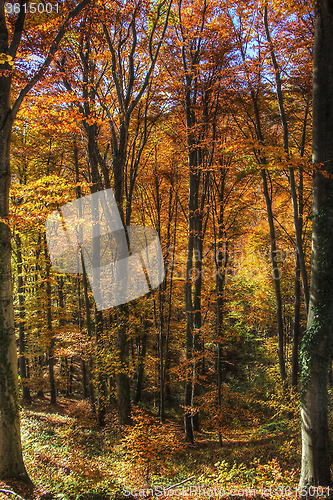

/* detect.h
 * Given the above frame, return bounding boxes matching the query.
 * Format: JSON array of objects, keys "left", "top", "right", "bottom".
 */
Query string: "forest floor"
[{"left": 0, "top": 393, "right": 310, "bottom": 500}]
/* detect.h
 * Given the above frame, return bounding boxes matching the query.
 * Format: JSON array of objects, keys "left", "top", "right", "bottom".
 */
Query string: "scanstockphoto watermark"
[
  {"left": 123, "top": 484, "right": 332, "bottom": 498},
  {"left": 164, "top": 246, "right": 296, "bottom": 282},
  {"left": 123, "top": 485, "right": 257, "bottom": 498}
]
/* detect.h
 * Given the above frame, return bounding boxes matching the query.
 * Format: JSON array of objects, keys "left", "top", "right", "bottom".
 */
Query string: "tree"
[
  {"left": 101, "top": 0, "right": 172, "bottom": 425},
  {"left": 300, "top": 0, "right": 333, "bottom": 488},
  {"left": 171, "top": 0, "right": 232, "bottom": 443},
  {"left": 262, "top": 3, "right": 313, "bottom": 387},
  {"left": 0, "top": 0, "right": 90, "bottom": 481}
]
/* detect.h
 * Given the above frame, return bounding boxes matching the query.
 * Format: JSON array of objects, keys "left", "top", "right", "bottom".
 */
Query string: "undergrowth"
[{"left": 3, "top": 338, "right": 326, "bottom": 499}]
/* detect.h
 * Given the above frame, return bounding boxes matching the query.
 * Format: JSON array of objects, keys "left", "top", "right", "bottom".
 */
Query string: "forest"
[{"left": 0, "top": 0, "right": 332, "bottom": 498}]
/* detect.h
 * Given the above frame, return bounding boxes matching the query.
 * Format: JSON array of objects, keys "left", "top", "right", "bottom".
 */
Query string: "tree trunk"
[
  {"left": 158, "top": 287, "right": 165, "bottom": 422},
  {"left": 95, "top": 307, "right": 107, "bottom": 426},
  {"left": 184, "top": 221, "right": 195, "bottom": 444},
  {"left": 215, "top": 165, "right": 227, "bottom": 447},
  {"left": 0, "top": 73, "right": 30, "bottom": 482},
  {"left": 81, "top": 256, "right": 96, "bottom": 413},
  {"left": 135, "top": 334, "right": 147, "bottom": 403},
  {"left": 261, "top": 169, "right": 286, "bottom": 381},
  {"left": 164, "top": 204, "right": 178, "bottom": 404},
  {"left": 45, "top": 237, "right": 56, "bottom": 404},
  {"left": 300, "top": 0, "right": 333, "bottom": 487},
  {"left": 16, "top": 233, "right": 31, "bottom": 402},
  {"left": 291, "top": 254, "right": 301, "bottom": 388},
  {"left": 77, "top": 277, "right": 88, "bottom": 399},
  {"left": 112, "top": 124, "right": 132, "bottom": 426},
  {"left": 115, "top": 306, "right": 132, "bottom": 425},
  {"left": 74, "top": 140, "right": 88, "bottom": 400}
]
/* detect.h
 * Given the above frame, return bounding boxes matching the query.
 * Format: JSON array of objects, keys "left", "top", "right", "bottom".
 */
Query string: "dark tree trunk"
[
  {"left": 81, "top": 256, "right": 96, "bottom": 413},
  {"left": 81, "top": 359, "right": 88, "bottom": 399},
  {"left": 45, "top": 237, "right": 56, "bottom": 404},
  {"left": 16, "top": 233, "right": 31, "bottom": 402},
  {"left": 74, "top": 140, "right": 88, "bottom": 400},
  {"left": 300, "top": 0, "right": 333, "bottom": 487},
  {"left": 78, "top": 278, "right": 88, "bottom": 399},
  {"left": 95, "top": 307, "right": 107, "bottom": 426},
  {"left": 215, "top": 165, "right": 227, "bottom": 447},
  {"left": 291, "top": 254, "right": 301, "bottom": 388},
  {"left": 185, "top": 223, "right": 195, "bottom": 444},
  {"left": 135, "top": 334, "right": 147, "bottom": 403},
  {"left": 115, "top": 306, "right": 131, "bottom": 425},
  {"left": 112, "top": 126, "right": 132, "bottom": 426},
  {"left": 261, "top": 169, "right": 286, "bottom": 382},
  {"left": 164, "top": 203, "right": 178, "bottom": 404}
]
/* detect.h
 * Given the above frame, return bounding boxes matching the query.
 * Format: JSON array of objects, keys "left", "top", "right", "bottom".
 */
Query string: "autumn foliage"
[{"left": 0, "top": 0, "right": 324, "bottom": 496}]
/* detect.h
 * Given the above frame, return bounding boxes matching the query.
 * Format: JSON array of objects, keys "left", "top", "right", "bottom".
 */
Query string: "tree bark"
[
  {"left": 215, "top": 164, "right": 227, "bottom": 447},
  {"left": 135, "top": 334, "right": 147, "bottom": 403},
  {"left": 0, "top": 52, "right": 30, "bottom": 484},
  {"left": 291, "top": 254, "right": 301, "bottom": 388},
  {"left": 300, "top": 0, "right": 333, "bottom": 488},
  {"left": 81, "top": 254, "right": 96, "bottom": 413},
  {"left": 16, "top": 233, "right": 31, "bottom": 401},
  {"left": 44, "top": 237, "right": 56, "bottom": 404},
  {"left": 115, "top": 306, "right": 131, "bottom": 425}
]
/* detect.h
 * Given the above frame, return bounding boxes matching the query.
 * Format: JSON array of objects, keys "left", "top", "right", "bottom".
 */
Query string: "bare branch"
[{"left": 10, "top": 0, "right": 91, "bottom": 122}]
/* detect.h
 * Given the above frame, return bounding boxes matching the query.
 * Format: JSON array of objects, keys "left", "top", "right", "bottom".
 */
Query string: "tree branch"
[
  {"left": 10, "top": 0, "right": 91, "bottom": 122},
  {"left": 8, "top": 0, "right": 28, "bottom": 58}
]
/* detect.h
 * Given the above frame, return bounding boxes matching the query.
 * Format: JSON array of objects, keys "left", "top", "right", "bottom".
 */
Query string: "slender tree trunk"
[
  {"left": 300, "top": 0, "right": 333, "bottom": 487},
  {"left": 115, "top": 306, "right": 131, "bottom": 425},
  {"left": 135, "top": 334, "right": 147, "bottom": 403},
  {"left": 74, "top": 139, "right": 88, "bottom": 400},
  {"left": 185, "top": 221, "right": 194, "bottom": 443},
  {"left": 95, "top": 306, "right": 107, "bottom": 426},
  {"left": 89, "top": 136, "right": 107, "bottom": 424},
  {"left": 154, "top": 169, "right": 166, "bottom": 423},
  {"left": 89, "top": 150, "right": 104, "bottom": 439},
  {"left": 291, "top": 254, "right": 301, "bottom": 388},
  {"left": 288, "top": 167, "right": 309, "bottom": 313},
  {"left": 215, "top": 166, "right": 227, "bottom": 447},
  {"left": 81, "top": 256, "right": 96, "bottom": 413},
  {"left": 191, "top": 234, "right": 202, "bottom": 433},
  {"left": 158, "top": 287, "right": 165, "bottom": 422},
  {"left": 77, "top": 277, "right": 88, "bottom": 399},
  {"left": 113, "top": 124, "right": 132, "bottom": 426},
  {"left": 45, "top": 237, "right": 56, "bottom": 404},
  {"left": 16, "top": 233, "right": 31, "bottom": 401},
  {"left": 261, "top": 169, "right": 286, "bottom": 381},
  {"left": 164, "top": 202, "right": 178, "bottom": 404},
  {"left": 82, "top": 359, "right": 88, "bottom": 399},
  {"left": 184, "top": 98, "right": 202, "bottom": 444}
]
